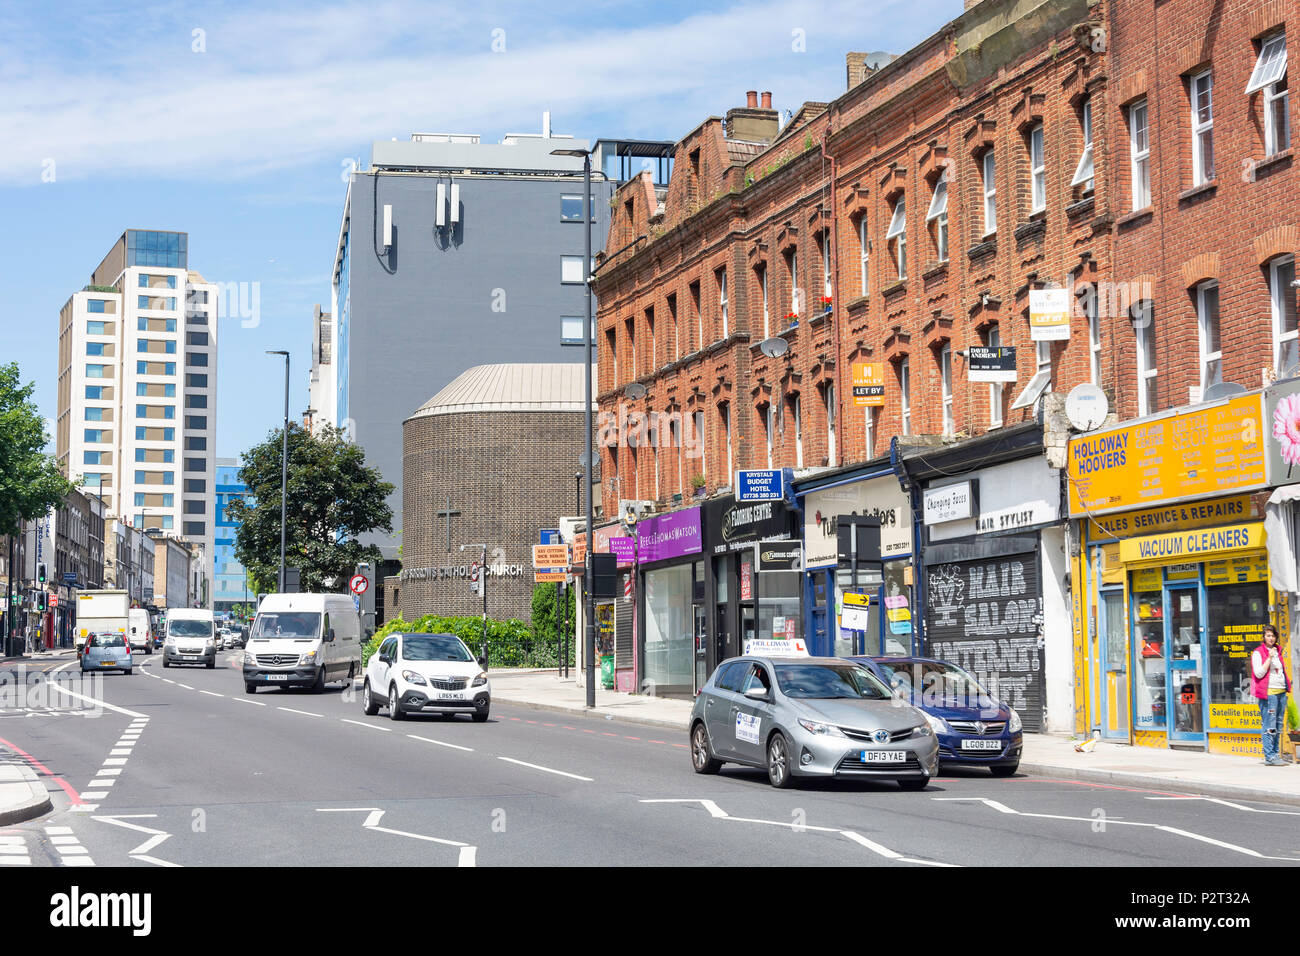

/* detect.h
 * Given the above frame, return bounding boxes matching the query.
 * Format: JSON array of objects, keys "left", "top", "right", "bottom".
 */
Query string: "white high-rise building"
[{"left": 56, "top": 230, "right": 217, "bottom": 604}]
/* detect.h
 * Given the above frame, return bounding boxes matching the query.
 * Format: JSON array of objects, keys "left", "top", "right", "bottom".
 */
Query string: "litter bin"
[{"left": 600, "top": 654, "right": 615, "bottom": 689}]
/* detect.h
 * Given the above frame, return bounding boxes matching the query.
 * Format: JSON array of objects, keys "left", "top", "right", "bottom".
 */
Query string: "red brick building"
[{"left": 595, "top": 0, "right": 1120, "bottom": 515}]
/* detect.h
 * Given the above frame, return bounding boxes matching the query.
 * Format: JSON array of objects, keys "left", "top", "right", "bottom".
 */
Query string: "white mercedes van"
[{"left": 242, "top": 593, "right": 362, "bottom": 694}]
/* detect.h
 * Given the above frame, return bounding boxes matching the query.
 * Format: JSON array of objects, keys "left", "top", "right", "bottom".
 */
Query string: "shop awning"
[{"left": 1265, "top": 485, "right": 1300, "bottom": 594}]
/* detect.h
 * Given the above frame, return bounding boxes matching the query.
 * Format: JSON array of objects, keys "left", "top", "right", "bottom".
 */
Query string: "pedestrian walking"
[{"left": 1252, "top": 624, "right": 1291, "bottom": 766}]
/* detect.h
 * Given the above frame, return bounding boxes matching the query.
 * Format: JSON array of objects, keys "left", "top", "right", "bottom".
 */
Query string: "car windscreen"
[
  {"left": 251, "top": 612, "right": 321, "bottom": 640},
  {"left": 89, "top": 634, "right": 127, "bottom": 648},
  {"left": 401, "top": 634, "right": 474, "bottom": 662},
  {"left": 774, "top": 663, "right": 891, "bottom": 700},
  {"left": 874, "top": 660, "right": 990, "bottom": 702},
  {"left": 168, "top": 619, "right": 213, "bottom": 638}
]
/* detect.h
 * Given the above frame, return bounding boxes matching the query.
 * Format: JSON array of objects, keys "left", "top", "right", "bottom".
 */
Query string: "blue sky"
[{"left": 0, "top": 0, "right": 952, "bottom": 461}]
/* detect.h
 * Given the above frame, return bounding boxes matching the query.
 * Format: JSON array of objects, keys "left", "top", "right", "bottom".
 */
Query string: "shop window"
[
  {"left": 1207, "top": 578, "right": 1269, "bottom": 721},
  {"left": 1131, "top": 584, "right": 1166, "bottom": 729}
]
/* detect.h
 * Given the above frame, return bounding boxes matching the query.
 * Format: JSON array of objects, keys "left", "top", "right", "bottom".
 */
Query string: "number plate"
[
  {"left": 860, "top": 749, "right": 906, "bottom": 763},
  {"left": 182, "top": 654, "right": 200, "bottom": 660},
  {"left": 436, "top": 692, "right": 461, "bottom": 700},
  {"left": 265, "top": 674, "right": 288, "bottom": 681},
  {"left": 99, "top": 661, "right": 114, "bottom": 667},
  {"left": 959, "top": 739, "right": 1003, "bottom": 751}
]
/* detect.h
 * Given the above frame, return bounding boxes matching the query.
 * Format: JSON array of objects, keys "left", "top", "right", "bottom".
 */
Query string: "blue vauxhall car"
[{"left": 849, "top": 656, "right": 1022, "bottom": 776}]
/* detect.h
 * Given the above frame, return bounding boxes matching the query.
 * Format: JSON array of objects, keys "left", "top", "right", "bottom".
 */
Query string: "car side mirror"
[
  {"left": 477, "top": 656, "right": 488, "bottom": 670},
  {"left": 326, "top": 628, "right": 336, "bottom": 643},
  {"left": 744, "top": 685, "right": 769, "bottom": 701}
]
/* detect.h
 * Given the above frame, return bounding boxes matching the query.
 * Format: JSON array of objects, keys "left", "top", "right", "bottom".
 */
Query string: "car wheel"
[
  {"left": 206, "top": 658, "right": 215, "bottom": 669},
  {"left": 898, "top": 777, "right": 930, "bottom": 791},
  {"left": 990, "top": 763, "right": 1019, "bottom": 777},
  {"left": 472, "top": 709, "right": 490, "bottom": 723},
  {"left": 162, "top": 658, "right": 170, "bottom": 668},
  {"left": 362, "top": 679, "right": 379, "bottom": 716},
  {"left": 244, "top": 682, "right": 257, "bottom": 695},
  {"left": 691, "top": 722, "right": 723, "bottom": 774},
  {"left": 312, "top": 666, "right": 326, "bottom": 693},
  {"left": 766, "top": 732, "right": 795, "bottom": 789},
  {"left": 387, "top": 684, "right": 405, "bottom": 721}
]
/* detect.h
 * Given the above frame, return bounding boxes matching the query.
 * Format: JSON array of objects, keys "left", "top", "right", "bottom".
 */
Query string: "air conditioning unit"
[
  {"left": 435, "top": 184, "right": 447, "bottom": 228},
  {"left": 450, "top": 183, "right": 460, "bottom": 224}
]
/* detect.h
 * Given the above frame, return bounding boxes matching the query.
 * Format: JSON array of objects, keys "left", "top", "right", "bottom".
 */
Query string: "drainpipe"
[
  {"left": 822, "top": 107, "right": 846, "bottom": 471},
  {"left": 890, "top": 436, "right": 925, "bottom": 654}
]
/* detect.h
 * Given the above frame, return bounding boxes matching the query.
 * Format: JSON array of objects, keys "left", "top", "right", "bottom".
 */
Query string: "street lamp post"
[{"left": 266, "top": 351, "right": 290, "bottom": 593}]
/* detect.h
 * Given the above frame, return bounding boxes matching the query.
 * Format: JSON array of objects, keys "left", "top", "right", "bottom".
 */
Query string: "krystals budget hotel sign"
[{"left": 1067, "top": 393, "right": 1265, "bottom": 517}]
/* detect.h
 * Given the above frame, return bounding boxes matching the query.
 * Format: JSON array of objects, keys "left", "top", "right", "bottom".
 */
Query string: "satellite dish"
[
  {"left": 1065, "top": 382, "right": 1109, "bottom": 432},
  {"left": 624, "top": 383, "right": 647, "bottom": 400},
  {"left": 758, "top": 337, "right": 789, "bottom": 358},
  {"left": 1201, "top": 381, "right": 1246, "bottom": 402}
]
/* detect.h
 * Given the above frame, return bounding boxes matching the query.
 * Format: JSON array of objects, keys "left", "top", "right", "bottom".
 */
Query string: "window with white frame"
[
  {"left": 1084, "top": 287, "right": 1101, "bottom": 385},
  {"left": 982, "top": 150, "right": 997, "bottom": 235},
  {"left": 720, "top": 403, "right": 733, "bottom": 483},
  {"left": 927, "top": 171, "right": 949, "bottom": 262},
  {"left": 694, "top": 409, "right": 706, "bottom": 479},
  {"left": 1248, "top": 34, "right": 1290, "bottom": 156},
  {"left": 786, "top": 249, "right": 799, "bottom": 317},
  {"left": 717, "top": 267, "right": 728, "bottom": 339},
  {"left": 561, "top": 255, "right": 585, "bottom": 283},
  {"left": 898, "top": 357, "right": 911, "bottom": 435},
  {"left": 1071, "top": 97, "right": 1095, "bottom": 193},
  {"left": 1190, "top": 70, "right": 1215, "bottom": 185},
  {"left": 864, "top": 406, "right": 877, "bottom": 458},
  {"left": 1011, "top": 338, "right": 1053, "bottom": 410},
  {"left": 823, "top": 382, "right": 837, "bottom": 466},
  {"left": 1134, "top": 301, "right": 1158, "bottom": 415},
  {"left": 1129, "top": 100, "right": 1151, "bottom": 210},
  {"left": 1196, "top": 281, "right": 1222, "bottom": 392},
  {"left": 858, "top": 216, "right": 870, "bottom": 295},
  {"left": 1029, "top": 124, "right": 1046, "bottom": 212},
  {"left": 886, "top": 198, "right": 906, "bottom": 280},
  {"left": 986, "top": 324, "right": 1003, "bottom": 427},
  {"left": 791, "top": 395, "right": 803, "bottom": 468},
  {"left": 764, "top": 403, "right": 775, "bottom": 468},
  {"left": 939, "top": 343, "right": 954, "bottom": 435},
  {"left": 758, "top": 264, "right": 770, "bottom": 338},
  {"left": 819, "top": 229, "right": 832, "bottom": 298},
  {"left": 1271, "top": 256, "right": 1298, "bottom": 375},
  {"left": 671, "top": 416, "right": 683, "bottom": 491}
]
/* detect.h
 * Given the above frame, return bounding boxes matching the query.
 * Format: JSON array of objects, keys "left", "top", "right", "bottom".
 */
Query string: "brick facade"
[{"left": 592, "top": 0, "right": 1299, "bottom": 518}]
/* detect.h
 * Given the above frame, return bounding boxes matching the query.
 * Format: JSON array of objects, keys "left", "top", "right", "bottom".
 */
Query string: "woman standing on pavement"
[{"left": 1252, "top": 624, "right": 1291, "bottom": 766}]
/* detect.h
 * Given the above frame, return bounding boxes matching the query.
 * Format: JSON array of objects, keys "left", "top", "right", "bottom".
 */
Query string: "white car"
[{"left": 362, "top": 632, "right": 491, "bottom": 722}]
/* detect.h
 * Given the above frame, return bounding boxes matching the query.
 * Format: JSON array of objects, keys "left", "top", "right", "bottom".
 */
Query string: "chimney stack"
[
  {"left": 746, "top": 90, "right": 758, "bottom": 108},
  {"left": 727, "top": 90, "right": 780, "bottom": 143},
  {"left": 761, "top": 91, "right": 772, "bottom": 109}
]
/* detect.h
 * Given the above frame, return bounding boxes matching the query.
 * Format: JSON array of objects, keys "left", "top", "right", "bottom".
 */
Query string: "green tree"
[
  {"left": 0, "top": 362, "right": 76, "bottom": 537},
  {"left": 228, "top": 423, "right": 394, "bottom": 593}
]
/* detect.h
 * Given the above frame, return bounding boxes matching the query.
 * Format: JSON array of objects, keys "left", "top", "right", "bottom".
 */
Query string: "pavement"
[{"left": 488, "top": 669, "right": 1300, "bottom": 808}]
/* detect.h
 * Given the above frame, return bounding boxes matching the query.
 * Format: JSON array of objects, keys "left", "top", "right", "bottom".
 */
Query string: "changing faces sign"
[
  {"left": 927, "top": 458, "right": 1061, "bottom": 543},
  {"left": 803, "top": 476, "right": 913, "bottom": 569}
]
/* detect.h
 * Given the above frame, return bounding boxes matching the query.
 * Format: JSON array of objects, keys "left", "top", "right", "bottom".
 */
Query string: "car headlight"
[
  {"left": 299, "top": 650, "right": 318, "bottom": 665},
  {"left": 1009, "top": 709, "right": 1022, "bottom": 734},
  {"left": 401, "top": 670, "right": 428, "bottom": 685},
  {"left": 921, "top": 711, "right": 948, "bottom": 736},
  {"left": 165, "top": 636, "right": 175, "bottom": 645},
  {"left": 797, "top": 719, "right": 846, "bottom": 737},
  {"left": 472, "top": 672, "right": 488, "bottom": 687},
  {"left": 243, "top": 651, "right": 255, "bottom": 665}
]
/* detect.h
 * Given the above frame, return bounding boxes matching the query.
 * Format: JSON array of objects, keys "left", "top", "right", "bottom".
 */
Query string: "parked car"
[
  {"left": 162, "top": 609, "right": 218, "bottom": 668},
  {"left": 81, "top": 633, "right": 133, "bottom": 674},
  {"left": 362, "top": 632, "right": 490, "bottom": 722},
  {"left": 242, "top": 593, "right": 362, "bottom": 693},
  {"left": 850, "top": 656, "right": 1023, "bottom": 776},
  {"left": 690, "top": 654, "right": 938, "bottom": 789}
]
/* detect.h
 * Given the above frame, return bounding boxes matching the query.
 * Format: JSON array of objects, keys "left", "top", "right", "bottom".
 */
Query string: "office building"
[{"left": 213, "top": 457, "right": 253, "bottom": 615}]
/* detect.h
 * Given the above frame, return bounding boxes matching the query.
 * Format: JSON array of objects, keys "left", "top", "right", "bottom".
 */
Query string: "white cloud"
[{"left": 0, "top": 0, "right": 947, "bottom": 185}]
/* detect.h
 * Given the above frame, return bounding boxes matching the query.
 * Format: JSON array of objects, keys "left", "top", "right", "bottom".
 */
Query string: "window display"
[
  {"left": 644, "top": 564, "right": 694, "bottom": 696},
  {"left": 1207, "top": 580, "right": 1267, "bottom": 730},
  {"left": 1131, "top": 588, "right": 1165, "bottom": 729}
]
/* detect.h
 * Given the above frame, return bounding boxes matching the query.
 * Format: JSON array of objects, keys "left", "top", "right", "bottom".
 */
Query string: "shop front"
[
  {"left": 913, "top": 451, "right": 1066, "bottom": 734},
  {"left": 701, "top": 496, "right": 801, "bottom": 663},
  {"left": 1069, "top": 390, "right": 1285, "bottom": 753},
  {"left": 797, "top": 465, "right": 917, "bottom": 658},
  {"left": 633, "top": 507, "right": 704, "bottom": 699}
]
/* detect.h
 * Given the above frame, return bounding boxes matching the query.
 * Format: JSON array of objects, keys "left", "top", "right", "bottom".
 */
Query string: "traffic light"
[
  {"left": 37, "top": 563, "right": 46, "bottom": 585},
  {"left": 35, "top": 592, "right": 46, "bottom": 612}
]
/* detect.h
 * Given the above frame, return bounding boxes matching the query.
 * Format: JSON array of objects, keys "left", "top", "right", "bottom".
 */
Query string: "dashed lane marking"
[
  {"left": 406, "top": 735, "right": 473, "bottom": 752},
  {"left": 341, "top": 719, "right": 391, "bottom": 733},
  {"left": 497, "top": 757, "right": 593, "bottom": 782},
  {"left": 277, "top": 707, "right": 322, "bottom": 718}
]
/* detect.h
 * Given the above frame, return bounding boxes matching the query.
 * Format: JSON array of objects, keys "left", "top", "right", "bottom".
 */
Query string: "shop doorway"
[
  {"left": 693, "top": 603, "right": 708, "bottom": 693},
  {"left": 1165, "top": 583, "right": 1206, "bottom": 745},
  {"left": 1098, "top": 589, "right": 1128, "bottom": 739}
]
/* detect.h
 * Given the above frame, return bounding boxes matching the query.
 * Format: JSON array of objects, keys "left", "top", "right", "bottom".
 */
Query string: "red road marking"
[
  {"left": 670, "top": 743, "right": 689, "bottom": 749},
  {"left": 649, "top": 740, "right": 668, "bottom": 745},
  {"left": 543, "top": 723, "right": 557, "bottom": 727},
  {"left": 525, "top": 720, "right": 539, "bottom": 724},
  {"left": 582, "top": 729, "right": 596, "bottom": 734},
  {"left": 624, "top": 736, "right": 641, "bottom": 741},
  {"left": 562, "top": 726, "right": 576, "bottom": 731},
  {"left": 601, "top": 732, "right": 619, "bottom": 737},
  {"left": 0, "top": 734, "right": 82, "bottom": 805}
]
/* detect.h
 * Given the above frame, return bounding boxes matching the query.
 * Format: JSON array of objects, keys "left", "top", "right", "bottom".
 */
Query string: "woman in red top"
[{"left": 1251, "top": 625, "right": 1291, "bottom": 766}]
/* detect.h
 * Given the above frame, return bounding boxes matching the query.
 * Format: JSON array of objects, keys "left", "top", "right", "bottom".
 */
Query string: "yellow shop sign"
[{"left": 1118, "top": 523, "right": 1264, "bottom": 565}]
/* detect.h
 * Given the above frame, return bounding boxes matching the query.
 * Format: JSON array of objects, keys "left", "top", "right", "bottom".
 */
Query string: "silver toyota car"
[{"left": 689, "top": 656, "right": 940, "bottom": 790}]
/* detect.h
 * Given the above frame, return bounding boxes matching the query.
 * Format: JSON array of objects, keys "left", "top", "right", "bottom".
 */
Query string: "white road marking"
[
  {"left": 102, "top": 758, "right": 128, "bottom": 766},
  {"left": 341, "top": 719, "right": 391, "bottom": 732},
  {"left": 46, "top": 681, "right": 147, "bottom": 719},
  {"left": 110, "top": 749, "right": 132, "bottom": 756},
  {"left": 497, "top": 757, "right": 593, "bottom": 782},
  {"left": 80, "top": 792, "right": 109, "bottom": 801},
  {"left": 641, "top": 799, "right": 955, "bottom": 867},
  {"left": 176, "top": 683, "right": 194, "bottom": 690},
  {"left": 278, "top": 707, "right": 322, "bottom": 718},
  {"left": 93, "top": 815, "right": 178, "bottom": 867},
  {"left": 96, "top": 768, "right": 122, "bottom": 776},
  {"left": 162, "top": 679, "right": 175, "bottom": 684},
  {"left": 232, "top": 697, "right": 266, "bottom": 707},
  {"left": 47, "top": 826, "right": 94, "bottom": 866},
  {"left": 1145, "top": 796, "right": 1300, "bottom": 815},
  {"left": 89, "top": 778, "right": 115, "bottom": 787},
  {"left": 200, "top": 690, "right": 224, "bottom": 698},
  {"left": 43, "top": 827, "right": 72, "bottom": 835},
  {"left": 406, "top": 734, "right": 473, "bottom": 752},
  {"left": 70, "top": 805, "right": 97, "bottom": 813},
  {"left": 314, "top": 808, "right": 476, "bottom": 865},
  {"left": 933, "top": 797, "right": 1300, "bottom": 861}
]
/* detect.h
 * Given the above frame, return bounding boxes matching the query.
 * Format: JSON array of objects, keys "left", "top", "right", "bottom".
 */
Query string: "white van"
[
  {"left": 127, "top": 608, "right": 154, "bottom": 655},
  {"left": 242, "top": 593, "right": 362, "bottom": 694},
  {"left": 163, "top": 608, "right": 217, "bottom": 668}
]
